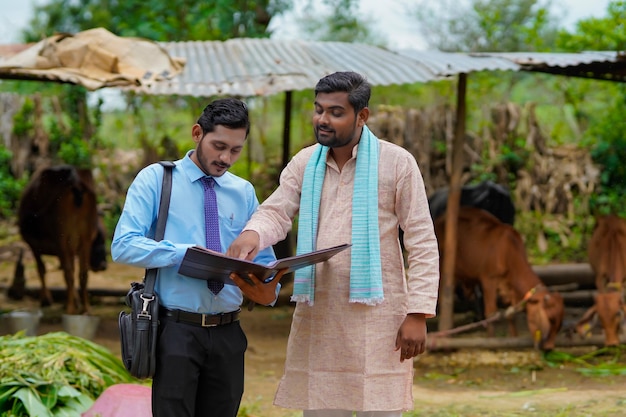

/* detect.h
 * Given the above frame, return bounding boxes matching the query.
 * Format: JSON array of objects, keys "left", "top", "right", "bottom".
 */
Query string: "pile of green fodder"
[
  {"left": 543, "top": 345, "right": 626, "bottom": 376},
  {"left": 0, "top": 331, "right": 139, "bottom": 416}
]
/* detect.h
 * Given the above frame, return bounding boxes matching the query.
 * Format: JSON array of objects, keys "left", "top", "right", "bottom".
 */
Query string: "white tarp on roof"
[{"left": 0, "top": 28, "right": 185, "bottom": 90}]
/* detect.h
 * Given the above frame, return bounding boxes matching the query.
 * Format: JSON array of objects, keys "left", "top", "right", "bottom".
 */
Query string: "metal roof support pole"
[{"left": 438, "top": 72, "right": 467, "bottom": 331}]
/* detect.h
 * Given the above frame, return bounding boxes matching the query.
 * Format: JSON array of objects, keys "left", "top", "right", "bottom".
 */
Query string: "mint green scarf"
[{"left": 292, "top": 125, "right": 383, "bottom": 306}]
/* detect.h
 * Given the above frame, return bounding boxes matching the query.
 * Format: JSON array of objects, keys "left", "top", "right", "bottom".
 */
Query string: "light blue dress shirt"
[{"left": 111, "top": 151, "right": 277, "bottom": 314}]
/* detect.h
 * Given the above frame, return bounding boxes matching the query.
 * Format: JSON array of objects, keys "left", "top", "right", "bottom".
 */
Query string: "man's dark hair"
[
  {"left": 314, "top": 71, "right": 371, "bottom": 113},
  {"left": 197, "top": 98, "right": 250, "bottom": 136}
]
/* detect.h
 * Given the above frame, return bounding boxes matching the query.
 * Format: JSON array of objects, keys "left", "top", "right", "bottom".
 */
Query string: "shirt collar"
[{"left": 182, "top": 150, "right": 228, "bottom": 187}]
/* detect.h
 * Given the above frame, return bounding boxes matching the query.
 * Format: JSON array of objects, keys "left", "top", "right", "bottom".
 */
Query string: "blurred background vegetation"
[{"left": 0, "top": 0, "right": 625, "bottom": 265}]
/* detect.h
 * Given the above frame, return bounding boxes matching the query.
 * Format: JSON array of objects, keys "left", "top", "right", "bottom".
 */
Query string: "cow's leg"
[
  {"left": 575, "top": 305, "right": 597, "bottom": 338},
  {"left": 78, "top": 269, "right": 90, "bottom": 314},
  {"left": 480, "top": 279, "right": 499, "bottom": 337},
  {"left": 507, "top": 315, "right": 518, "bottom": 337},
  {"left": 33, "top": 252, "right": 54, "bottom": 307},
  {"left": 78, "top": 246, "right": 91, "bottom": 314},
  {"left": 7, "top": 248, "right": 26, "bottom": 300},
  {"left": 59, "top": 254, "right": 78, "bottom": 315},
  {"left": 472, "top": 284, "right": 485, "bottom": 320}
]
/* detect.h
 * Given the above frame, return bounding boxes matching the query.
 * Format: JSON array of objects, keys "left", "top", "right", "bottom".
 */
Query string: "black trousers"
[{"left": 152, "top": 316, "right": 247, "bottom": 417}]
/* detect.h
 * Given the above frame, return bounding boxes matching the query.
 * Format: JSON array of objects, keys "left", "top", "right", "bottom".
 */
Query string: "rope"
[{"left": 429, "top": 284, "right": 546, "bottom": 338}]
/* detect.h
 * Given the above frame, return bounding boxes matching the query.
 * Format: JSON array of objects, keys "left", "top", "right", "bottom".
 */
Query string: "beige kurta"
[{"left": 244, "top": 136, "right": 440, "bottom": 411}]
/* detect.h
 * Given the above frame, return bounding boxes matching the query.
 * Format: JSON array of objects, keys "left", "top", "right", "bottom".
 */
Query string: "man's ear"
[
  {"left": 192, "top": 124, "right": 203, "bottom": 143},
  {"left": 357, "top": 107, "right": 370, "bottom": 127}
]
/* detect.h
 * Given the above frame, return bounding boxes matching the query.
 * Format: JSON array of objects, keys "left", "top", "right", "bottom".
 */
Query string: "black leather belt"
[{"left": 160, "top": 308, "right": 240, "bottom": 327}]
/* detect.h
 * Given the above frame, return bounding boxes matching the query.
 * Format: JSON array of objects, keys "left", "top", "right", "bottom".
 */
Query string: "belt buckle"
[{"left": 201, "top": 314, "right": 218, "bottom": 327}]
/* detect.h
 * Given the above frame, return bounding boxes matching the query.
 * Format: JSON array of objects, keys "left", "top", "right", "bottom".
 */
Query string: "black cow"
[
  {"left": 400, "top": 181, "right": 515, "bottom": 249},
  {"left": 428, "top": 180, "right": 515, "bottom": 225},
  {"left": 15, "top": 165, "right": 107, "bottom": 314}
]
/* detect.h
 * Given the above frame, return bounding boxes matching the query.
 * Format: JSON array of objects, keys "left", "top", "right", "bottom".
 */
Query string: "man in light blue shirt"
[{"left": 111, "top": 98, "right": 276, "bottom": 417}]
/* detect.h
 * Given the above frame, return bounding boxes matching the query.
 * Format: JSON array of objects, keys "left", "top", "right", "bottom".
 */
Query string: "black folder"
[{"left": 178, "top": 243, "right": 351, "bottom": 285}]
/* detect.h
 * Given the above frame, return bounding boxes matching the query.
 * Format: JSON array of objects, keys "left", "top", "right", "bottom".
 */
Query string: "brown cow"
[
  {"left": 16, "top": 165, "right": 107, "bottom": 314},
  {"left": 434, "top": 207, "right": 564, "bottom": 351},
  {"left": 576, "top": 215, "right": 626, "bottom": 346}
]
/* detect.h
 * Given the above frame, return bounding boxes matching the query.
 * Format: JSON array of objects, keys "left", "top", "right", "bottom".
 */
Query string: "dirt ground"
[{"left": 1, "top": 253, "right": 626, "bottom": 417}]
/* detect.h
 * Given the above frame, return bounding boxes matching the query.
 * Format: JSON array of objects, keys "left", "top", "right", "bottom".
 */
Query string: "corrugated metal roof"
[
  {"left": 475, "top": 51, "right": 626, "bottom": 82},
  {"left": 132, "top": 43, "right": 626, "bottom": 96},
  {"left": 137, "top": 38, "right": 446, "bottom": 97},
  {"left": 474, "top": 51, "right": 622, "bottom": 67},
  {"left": 150, "top": 42, "right": 626, "bottom": 97},
  {"left": 395, "top": 49, "right": 520, "bottom": 76},
  {"left": 2, "top": 33, "right": 624, "bottom": 94}
]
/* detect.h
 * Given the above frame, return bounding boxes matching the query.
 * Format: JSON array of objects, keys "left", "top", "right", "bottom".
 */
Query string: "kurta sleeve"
[
  {"left": 244, "top": 145, "right": 316, "bottom": 250},
  {"left": 394, "top": 149, "right": 440, "bottom": 317}
]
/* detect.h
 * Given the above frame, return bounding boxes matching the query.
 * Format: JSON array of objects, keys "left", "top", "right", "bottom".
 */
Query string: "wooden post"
[
  {"left": 282, "top": 90, "right": 292, "bottom": 170},
  {"left": 438, "top": 73, "right": 468, "bottom": 331},
  {"left": 274, "top": 90, "right": 294, "bottom": 260}
]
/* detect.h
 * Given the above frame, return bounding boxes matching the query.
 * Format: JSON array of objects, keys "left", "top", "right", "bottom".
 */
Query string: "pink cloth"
[
  {"left": 82, "top": 384, "right": 151, "bottom": 417},
  {"left": 244, "top": 138, "right": 440, "bottom": 411}
]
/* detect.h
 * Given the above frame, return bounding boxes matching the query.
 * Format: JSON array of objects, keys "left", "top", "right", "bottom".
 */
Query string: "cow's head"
[
  {"left": 525, "top": 289, "right": 564, "bottom": 351},
  {"left": 90, "top": 220, "right": 108, "bottom": 272}
]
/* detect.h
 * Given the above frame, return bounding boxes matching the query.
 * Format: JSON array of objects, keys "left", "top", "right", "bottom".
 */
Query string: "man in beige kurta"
[{"left": 227, "top": 71, "right": 439, "bottom": 416}]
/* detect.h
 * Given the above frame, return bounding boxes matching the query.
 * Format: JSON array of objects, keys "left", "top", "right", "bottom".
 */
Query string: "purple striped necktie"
[{"left": 201, "top": 177, "right": 224, "bottom": 295}]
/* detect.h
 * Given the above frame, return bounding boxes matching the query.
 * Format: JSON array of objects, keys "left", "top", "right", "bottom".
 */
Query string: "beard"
[
  {"left": 195, "top": 139, "right": 229, "bottom": 177},
  {"left": 314, "top": 122, "right": 359, "bottom": 148}
]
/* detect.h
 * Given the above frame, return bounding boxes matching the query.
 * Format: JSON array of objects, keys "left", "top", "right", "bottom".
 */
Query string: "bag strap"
[{"left": 143, "top": 161, "right": 175, "bottom": 296}]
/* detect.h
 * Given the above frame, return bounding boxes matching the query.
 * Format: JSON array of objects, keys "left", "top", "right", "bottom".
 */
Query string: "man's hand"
[
  {"left": 226, "top": 230, "right": 261, "bottom": 261},
  {"left": 230, "top": 268, "right": 288, "bottom": 306},
  {"left": 395, "top": 313, "right": 427, "bottom": 362}
]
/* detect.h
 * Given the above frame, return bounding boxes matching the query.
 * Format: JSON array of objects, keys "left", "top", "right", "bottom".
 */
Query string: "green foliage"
[
  {"left": 409, "top": 0, "right": 559, "bottom": 52},
  {"left": 372, "top": 80, "right": 455, "bottom": 109},
  {"left": 515, "top": 211, "right": 592, "bottom": 264},
  {"left": 0, "top": 147, "right": 27, "bottom": 220},
  {"left": 0, "top": 101, "right": 36, "bottom": 219},
  {"left": 57, "top": 138, "right": 92, "bottom": 168},
  {"left": 470, "top": 0, "right": 558, "bottom": 51},
  {"left": 11, "top": 98, "right": 35, "bottom": 137},
  {"left": 544, "top": 346, "right": 626, "bottom": 376},
  {"left": 44, "top": 85, "right": 96, "bottom": 168},
  {"left": 296, "top": 0, "right": 386, "bottom": 45},
  {"left": 22, "top": 0, "right": 292, "bottom": 42},
  {"left": 557, "top": 1, "right": 626, "bottom": 51},
  {"left": 583, "top": 86, "right": 626, "bottom": 217}
]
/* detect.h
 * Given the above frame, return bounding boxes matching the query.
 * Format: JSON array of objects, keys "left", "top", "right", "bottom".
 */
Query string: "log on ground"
[{"left": 426, "top": 333, "right": 613, "bottom": 351}]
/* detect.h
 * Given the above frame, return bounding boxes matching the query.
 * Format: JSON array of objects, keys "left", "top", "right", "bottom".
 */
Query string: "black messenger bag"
[{"left": 118, "top": 161, "right": 174, "bottom": 379}]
